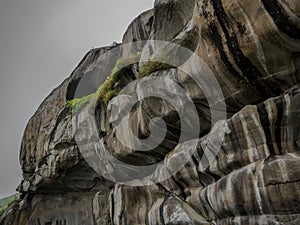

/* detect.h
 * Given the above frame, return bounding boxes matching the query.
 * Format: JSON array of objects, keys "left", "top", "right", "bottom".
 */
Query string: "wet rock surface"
[{"left": 1, "top": 0, "right": 300, "bottom": 224}]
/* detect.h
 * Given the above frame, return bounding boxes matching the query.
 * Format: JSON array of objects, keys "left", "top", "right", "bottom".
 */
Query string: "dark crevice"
[
  {"left": 159, "top": 196, "right": 167, "bottom": 225},
  {"left": 111, "top": 191, "right": 115, "bottom": 225},
  {"left": 191, "top": 155, "right": 215, "bottom": 187},
  {"left": 170, "top": 176, "right": 187, "bottom": 200},
  {"left": 66, "top": 77, "right": 81, "bottom": 101}
]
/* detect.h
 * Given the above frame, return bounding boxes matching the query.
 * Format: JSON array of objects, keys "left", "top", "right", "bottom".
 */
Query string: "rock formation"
[{"left": 1, "top": 0, "right": 300, "bottom": 224}]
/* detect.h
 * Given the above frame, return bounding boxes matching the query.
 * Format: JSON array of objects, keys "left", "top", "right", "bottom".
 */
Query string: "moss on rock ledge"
[
  {"left": 67, "top": 53, "right": 176, "bottom": 113},
  {"left": 67, "top": 93, "right": 97, "bottom": 113},
  {"left": 0, "top": 194, "right": 20, "bottom": 217},
  {"left": 67, "top": 52, "right": 141, "bottom": 112},
  {"left": 138, "top": 61, "right": 176, "bottom": 78}
]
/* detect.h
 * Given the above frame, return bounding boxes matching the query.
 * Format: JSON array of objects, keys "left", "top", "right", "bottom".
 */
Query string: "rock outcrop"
[{"left": 1, "top": 0, "right": 300, "bottom": 224}]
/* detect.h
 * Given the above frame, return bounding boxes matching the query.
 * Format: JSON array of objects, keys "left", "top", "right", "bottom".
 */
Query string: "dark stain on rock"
[
  {"left": 37, "top": 155, "right": 49, "bottom": 168},
  {"left": 203, "top": 190, "right": 221, "bottom": 219},
  {"left": 257, "top": 103, "right": 276, "bottom": 155},
  {"left": 171, "top": 176, "right": 187, "bottom": 199},
  {"left": 49, "top": 107, "right": 70, "bottom": 145},
  {"left": 275, "top": 98, "right": 284, "bottom": 155},
  {"left": 191, "top": 155, "right": 214, "bottom": 187},
  {"left": 211, "top": 0, "right": 264, "bottom": 83},
  {"left": 228, "top": 120, "right": 242, "bottom": 151},
  {"left": 261, "top": 0, "right": 300, "bottom": 39},
  {"left": 137, "top": 17, "right": 146, "bottom": 41},
  {"left": 207, "top": 22, "right": 245, "bottom": 82},
  {"left": 195, "top": 142, "right": 209, "bottom": 169},
  {"left": 237, "top": 21, "right": 246, "bottom": 35},
  {"left": 111, "top": 191, "right": 115, "bottom": 225},
  {"left": 200, "top": 0, "right": 209, "bottom": 18},
  {"left": 159, "top": 198, "right": 166, "bottom": 225},
  {"left": 138, "top": 123, "right": 148, "bottom": 140}
]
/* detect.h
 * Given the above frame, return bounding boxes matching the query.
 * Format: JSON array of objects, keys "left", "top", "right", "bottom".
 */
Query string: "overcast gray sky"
[{"left": 0, "top": 0, "right": 153, "bottom": 198}]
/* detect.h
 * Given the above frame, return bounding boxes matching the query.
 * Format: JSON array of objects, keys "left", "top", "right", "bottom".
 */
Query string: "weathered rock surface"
[{"left": 1, "top": 0, "right": 300, "bottom": 224}]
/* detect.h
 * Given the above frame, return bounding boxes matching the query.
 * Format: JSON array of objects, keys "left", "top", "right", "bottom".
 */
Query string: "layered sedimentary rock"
[{"left": 1, "top": 0, "right": 300, "bottom": 224}]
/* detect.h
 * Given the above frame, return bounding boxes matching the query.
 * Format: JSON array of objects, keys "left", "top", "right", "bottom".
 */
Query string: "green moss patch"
[
  {"left": 0, "top": 194, "right": 20, "bottom": 217},
  {"left": 67, "top": 93, "right": 97, "bottom": 113},
  {"left": 138, "top": 61, "right": 176, "bottom": 78},
  {"left": 137, "top": 50, "right": 177, "bottom": 78}
]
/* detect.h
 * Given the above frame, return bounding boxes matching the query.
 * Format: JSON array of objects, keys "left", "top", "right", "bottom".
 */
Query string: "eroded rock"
[{"left": 2, "top": 0, "right": 300, "bottom": 224}]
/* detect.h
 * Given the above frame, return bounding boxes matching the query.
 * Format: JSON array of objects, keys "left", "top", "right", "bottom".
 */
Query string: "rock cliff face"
[{"left": 1, "top": 0, "right": 300, "bottom": 224}]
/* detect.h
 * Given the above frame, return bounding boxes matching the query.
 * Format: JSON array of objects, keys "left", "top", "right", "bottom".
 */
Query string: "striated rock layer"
[{"left": 1, "top": 0, "right": 300, "bottom": 224}]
